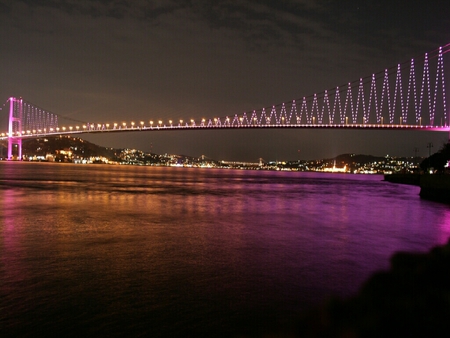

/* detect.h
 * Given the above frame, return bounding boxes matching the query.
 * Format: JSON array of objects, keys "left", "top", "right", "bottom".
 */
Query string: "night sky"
[{"left": 1, "top": 0, "right": 450, "bottom": 161}]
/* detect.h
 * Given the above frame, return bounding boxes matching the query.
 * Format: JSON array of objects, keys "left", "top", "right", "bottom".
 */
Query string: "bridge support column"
[{"left": 7, "top": 97, "right": 23, "bottom": 160}]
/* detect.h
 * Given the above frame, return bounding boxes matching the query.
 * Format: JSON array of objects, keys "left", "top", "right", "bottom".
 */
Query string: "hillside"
[{"left": 21, "top": 136, "right": 120, "bottom": 161}]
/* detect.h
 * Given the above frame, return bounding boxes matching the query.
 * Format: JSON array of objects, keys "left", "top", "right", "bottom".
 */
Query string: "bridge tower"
[{"left": 7, "top": 97, "right": 23, "bottom": 160}]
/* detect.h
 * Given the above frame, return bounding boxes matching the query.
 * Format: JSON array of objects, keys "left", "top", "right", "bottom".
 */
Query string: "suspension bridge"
[{"left": 2, "top": 43, "right": 450, "bottom": 160}]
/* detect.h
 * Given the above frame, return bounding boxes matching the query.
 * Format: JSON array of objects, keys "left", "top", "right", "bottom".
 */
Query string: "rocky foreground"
[{"left": 293, "top": 239, "right": 450, "bottom": 337}]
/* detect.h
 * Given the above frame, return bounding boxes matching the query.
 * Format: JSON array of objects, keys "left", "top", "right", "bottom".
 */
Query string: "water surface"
[{"left": 1, "top": 162, "right": 450, "bottom": 337}]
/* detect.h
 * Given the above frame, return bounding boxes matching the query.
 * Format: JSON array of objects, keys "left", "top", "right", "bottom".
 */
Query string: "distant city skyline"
[
  {"left": 1, "top": 1, "right": 450, "bottom": 161},
  {"left": 10, "top": 135, "right": 428, "bottom": 176},
  {"left": 6, "top": 134, "right": 440, "bottom": 163}
]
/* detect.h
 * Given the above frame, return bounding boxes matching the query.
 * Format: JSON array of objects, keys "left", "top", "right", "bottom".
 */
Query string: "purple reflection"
[
  {"left": 1, "top": 189, "right": 28, "bottom": 300},
  {"left": 437, "top": 207, "right": 450, "bottom": 243},
  {"left": 1, "top": 164, "right": 450, "bottom": 337}
]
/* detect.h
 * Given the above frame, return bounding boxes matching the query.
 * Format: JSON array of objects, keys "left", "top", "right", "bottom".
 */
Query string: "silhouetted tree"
[{"left": 420, "top": 142, "right": 450, "bottom": 173}]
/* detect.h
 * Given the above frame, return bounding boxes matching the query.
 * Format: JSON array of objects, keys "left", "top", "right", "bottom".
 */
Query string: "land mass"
[
  {"left": 0, "top": 136, "right": 425, "bottom": 173},
  {"left": 294, "top": 239, "right": 450, "bottom": 337}
]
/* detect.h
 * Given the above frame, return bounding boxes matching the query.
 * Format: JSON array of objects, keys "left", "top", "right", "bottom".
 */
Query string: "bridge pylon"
[{"left": 7, "top": 97, "right": 23, "bottom": 160}]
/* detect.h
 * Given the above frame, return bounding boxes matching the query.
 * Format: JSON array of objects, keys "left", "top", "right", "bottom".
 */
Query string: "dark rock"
[{"left": 295, "top": 239, "right": 450, "bottom": 337}]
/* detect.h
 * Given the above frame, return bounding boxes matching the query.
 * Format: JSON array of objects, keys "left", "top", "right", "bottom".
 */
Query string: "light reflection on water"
[{"left": 1, "top": 162, "right": 450, "bottom": 337}]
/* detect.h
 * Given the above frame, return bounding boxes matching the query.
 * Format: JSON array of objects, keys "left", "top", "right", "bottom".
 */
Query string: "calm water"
[{"left": 1, "top": 162, "right": 450, "bottom": 337}]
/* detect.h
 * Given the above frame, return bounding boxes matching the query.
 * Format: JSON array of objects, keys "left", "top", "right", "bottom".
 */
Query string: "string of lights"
[{"left": 2, "top": 44, "right": 450, "bottom": 145}]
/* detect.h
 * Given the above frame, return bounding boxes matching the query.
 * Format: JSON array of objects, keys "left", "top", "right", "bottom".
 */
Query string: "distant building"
[{"left": 323, "top": 161, "right": 347, "bottom": 173}]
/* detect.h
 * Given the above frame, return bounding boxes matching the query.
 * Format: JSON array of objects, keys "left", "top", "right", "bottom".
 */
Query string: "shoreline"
[
  {"left": 295, "top": 238, "right": 450, "bottom": 337},
  {"left": 385, "top": 173, "right": 450, "bottom": 203}
]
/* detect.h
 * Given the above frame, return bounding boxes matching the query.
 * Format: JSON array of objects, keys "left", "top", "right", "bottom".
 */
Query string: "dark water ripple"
[{"left": 1, "top": 162, "right": 450, "bottom": 337}]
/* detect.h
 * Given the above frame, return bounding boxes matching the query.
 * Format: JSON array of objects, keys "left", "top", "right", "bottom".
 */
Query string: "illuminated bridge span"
[{"left": 2, "top": 43, "right": 450, "bottom": 159}]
